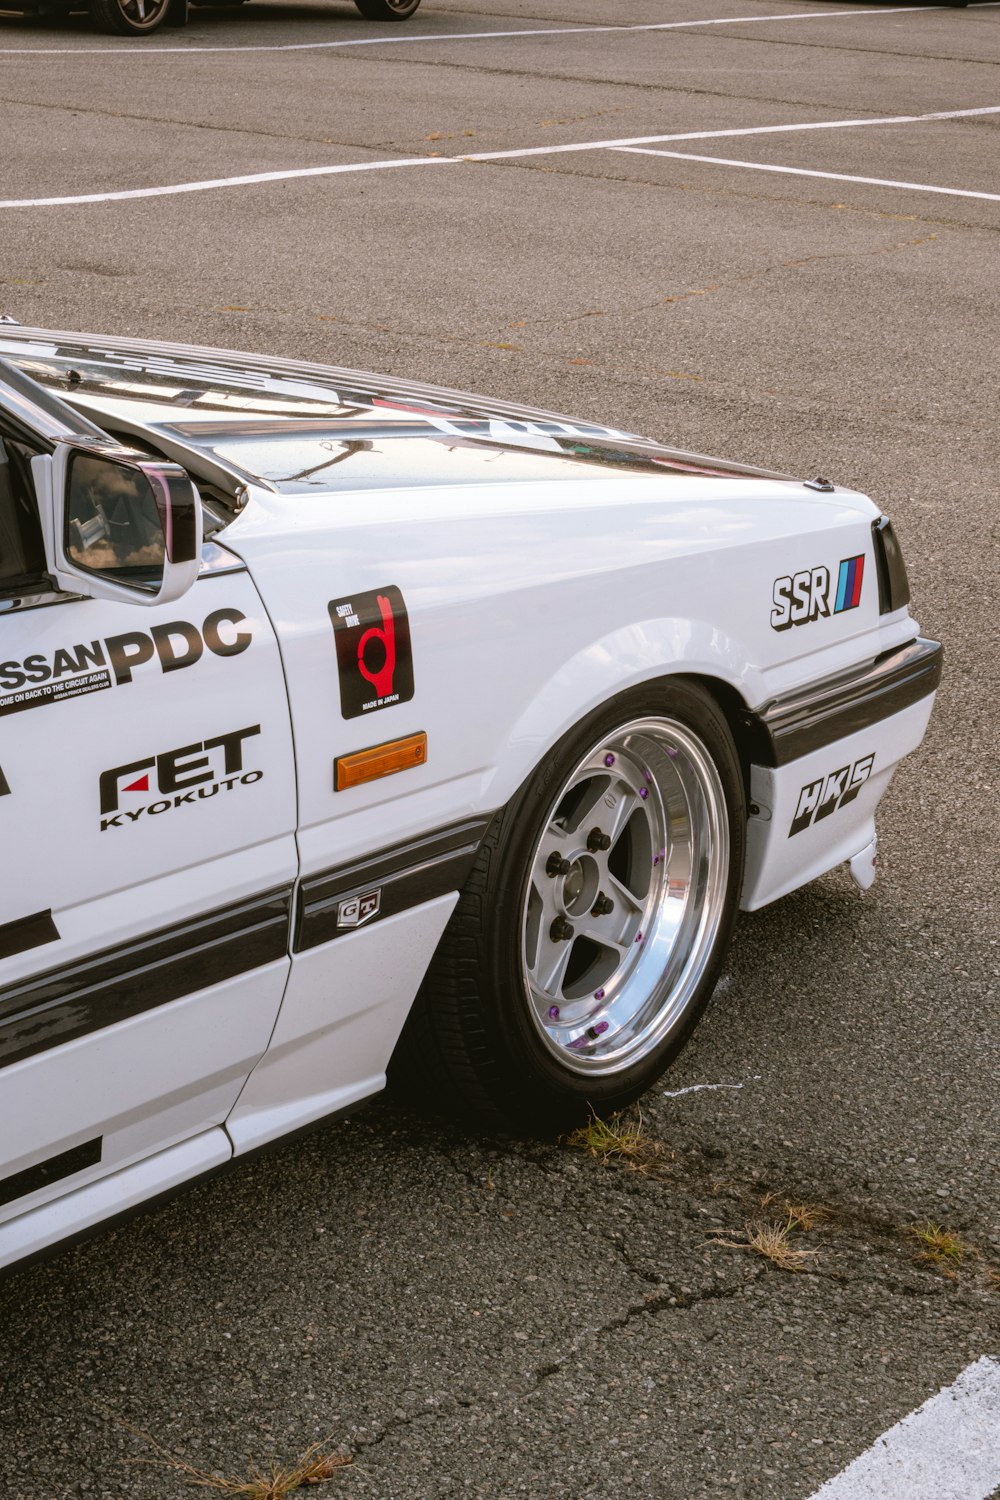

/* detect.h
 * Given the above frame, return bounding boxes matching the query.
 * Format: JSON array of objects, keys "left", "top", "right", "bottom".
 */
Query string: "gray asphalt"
[{"left": 1, "top": 3, "right": 999, "bottom": 1497}]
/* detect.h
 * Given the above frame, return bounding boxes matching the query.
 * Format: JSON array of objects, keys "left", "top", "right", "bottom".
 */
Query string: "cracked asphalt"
[{"left": 1, "top": 2, "right": 998, "bottom": 1496}]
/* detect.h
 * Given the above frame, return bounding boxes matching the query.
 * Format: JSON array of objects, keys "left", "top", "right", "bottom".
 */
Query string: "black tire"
[
  {"left": 353, "top": 0, "right": 421, "bottom": 18},
  {"left": 393, "top": 679, "right": 746, "bottom": 1133},
  {"left": 89, "top": 0, "right": 170, "bottom": 32}
]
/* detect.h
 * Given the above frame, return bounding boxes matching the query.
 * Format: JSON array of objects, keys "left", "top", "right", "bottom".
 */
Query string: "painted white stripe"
[
  {"left": 808, "top": 1357, "right": 1000, "bottom": 1500},
  {"left": 0, "top": 4, "right": 996, "bottom": 57},
  {"left": 610, "top": 146, "right": 1000, "bottom": 203},
  {"left": 3, "top": 104, "right": 998, "bottom": 210}
]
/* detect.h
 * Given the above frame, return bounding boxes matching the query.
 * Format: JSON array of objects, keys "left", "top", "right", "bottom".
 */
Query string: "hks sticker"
[
  {"left": 99, "top": 725, "right": 262, "bottom": 830},
  {"left": 328, "top": 586, "right": 414, "bottom": 719},
  {"left": 0, "top": 608, "right": 252, "bottom": 718},
  {"left": 789, "top": 753, "right": 874, "bottom": 836},
  {"left": 771, "top": 554, "right": 865, "bottom": 631}
]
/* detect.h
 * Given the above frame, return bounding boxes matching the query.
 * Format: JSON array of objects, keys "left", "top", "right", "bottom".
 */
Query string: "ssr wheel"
[
  {"left": 394, "top": 679, "right": 745, "bottom": 1132},
  {"left": 353, "top": 0, "right": 421, "bottom": 17},
  {"left": 89, "top": 0, "right": 170, "bottom": 31}
]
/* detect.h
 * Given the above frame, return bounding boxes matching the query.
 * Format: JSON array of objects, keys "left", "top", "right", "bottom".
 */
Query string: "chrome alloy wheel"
[
  {"left": 521, "top": 717, "right": 730, "bottom": 1076},
  {"left": 113, "top": 0, "right": 169, "bottom": 27}
]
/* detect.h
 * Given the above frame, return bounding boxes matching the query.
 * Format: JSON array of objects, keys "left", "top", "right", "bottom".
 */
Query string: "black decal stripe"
[
  {"left": 748, "top": 637, "right": 943, "bottom": 768},
  {"left": 0, "top": 1137, "right": 102, "bottom": 1210},
  {"left": 0, "top": 887, "right": 292, "bottom": 1072},
  {"left": 0, "top": 763, "right": 10, "bottom": 796},
  {"left": 296, "top": 817, "right": 491, "bottom": 952},
  {"left": 0, "top": 909, "right": 59, "bottom": 961}
]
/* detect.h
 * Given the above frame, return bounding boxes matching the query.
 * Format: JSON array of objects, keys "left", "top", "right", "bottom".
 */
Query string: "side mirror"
[{"left": 38, "top": 441, "right": 203, "bottom": 606}]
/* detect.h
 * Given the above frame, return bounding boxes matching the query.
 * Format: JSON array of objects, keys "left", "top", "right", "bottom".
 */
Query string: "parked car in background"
[{"left": 0, "top": 0, "right": 419, "bottom": 39}]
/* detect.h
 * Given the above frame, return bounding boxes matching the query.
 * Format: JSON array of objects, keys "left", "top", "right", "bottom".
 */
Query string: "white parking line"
[
  {"left": 611, "top": 146, "right": 1000, "bottom": 204},
  {"left": 3, "top": 104, "right": 998, "bottom": 210},
  {"left": 808, "top": 1357, "right": 1000, "bottom": 1500},
  {"left": 0, "top": 4, "right": 995, "bottom": 57}
]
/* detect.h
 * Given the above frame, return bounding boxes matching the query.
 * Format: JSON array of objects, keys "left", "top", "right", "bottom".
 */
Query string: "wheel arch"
[{"left": 479, "top": 616, "right": 764, "bottom": 816}]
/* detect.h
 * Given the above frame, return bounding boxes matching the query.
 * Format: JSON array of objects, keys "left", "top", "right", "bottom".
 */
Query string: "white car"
[{"left": 0, "top": 324, "right": 941, "bottom": 1273}]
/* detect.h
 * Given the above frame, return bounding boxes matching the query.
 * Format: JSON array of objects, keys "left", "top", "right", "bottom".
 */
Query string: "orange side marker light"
[{"left": 334, "top": 731, "right": 427, "bottom": 792}]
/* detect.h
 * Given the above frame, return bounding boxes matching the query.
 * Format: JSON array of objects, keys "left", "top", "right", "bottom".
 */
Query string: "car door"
[{"left": 0, "top": 396, "right": 297, "bottom": 1249}]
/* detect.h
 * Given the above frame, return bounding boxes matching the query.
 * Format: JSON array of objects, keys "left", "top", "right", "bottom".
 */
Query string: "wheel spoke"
[{"left": 530, "top": 934, "right": 574, "bottom": 1000}]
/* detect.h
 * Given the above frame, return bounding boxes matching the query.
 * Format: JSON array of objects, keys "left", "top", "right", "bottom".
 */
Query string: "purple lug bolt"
[
  {"left": 652, "top": 856, "right": 659, "bottom": 866},
  {"left": 587, "top": 1021, "right": 610, "bottom": 1040},
  {"left": 594, "top": 988, "right": 605, "bottom": 1001},
  {"left": 635, "top": 931, "right": 644, "bottom": 945},
  {"left": 548, "top": 1005, "right": 560, "bottom": 1020},
  {"left": 604, "top": 752, "right": 616, "bottom": 767},
  {"left": 639, "top": 787, "right": 648, "bottom": 800},
  {"left": 667, "top": 747, "right": 678, "bottom": 759}
]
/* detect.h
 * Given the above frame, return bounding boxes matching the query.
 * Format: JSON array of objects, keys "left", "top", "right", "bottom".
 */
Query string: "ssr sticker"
[
  {"left": 771, "top": 554, "right": 865, "bottom": 632},
  {"left": 0, "top": 608, "right": 252, "bottom": 718},
  {"left": 789, "top": 753, "right": 874, "bottom": 837},
  {"left": 99, "top": 725, "right": 262, "bottom": 831},
  {"left": 328, "top": 586, "right": 414, "bottom": 719}
]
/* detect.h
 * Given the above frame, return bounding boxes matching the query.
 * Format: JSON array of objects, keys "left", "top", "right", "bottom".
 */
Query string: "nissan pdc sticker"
[
  {"left": 771, "top": 554, "right": 865, "bottom": 632},
  {"left": 99, "top": 725, "right": 262, "bottom": 831},
  {"left": 0, "top": 608, "right": 253, "bottom": 718},
  {"left": 328, "top": 586, "right": 414, "bottom": 719}
]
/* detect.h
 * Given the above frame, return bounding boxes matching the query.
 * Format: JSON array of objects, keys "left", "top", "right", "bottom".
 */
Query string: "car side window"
[{"left": 0, "top": 427, "right": 47, "bottom": 595}]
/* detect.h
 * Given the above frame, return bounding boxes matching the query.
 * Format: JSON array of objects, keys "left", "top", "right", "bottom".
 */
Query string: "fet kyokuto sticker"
[{"left": 328, "top": 586, "right": 414, "bottom": 719}]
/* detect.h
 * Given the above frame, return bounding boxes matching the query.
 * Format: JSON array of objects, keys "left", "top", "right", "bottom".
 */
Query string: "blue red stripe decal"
[{"left": 834, "top": 554, "right": 864, "bottom": 613}]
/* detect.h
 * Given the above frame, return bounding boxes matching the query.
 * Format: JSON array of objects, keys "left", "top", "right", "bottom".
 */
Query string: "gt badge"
[
  {"left": 337, "top": 889, "right": 381, "bottom": 929},
  {"left": 328, "top": 586, "right": 414, "bottom": 719}
]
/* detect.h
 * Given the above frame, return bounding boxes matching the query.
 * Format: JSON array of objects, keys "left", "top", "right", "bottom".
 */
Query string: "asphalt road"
[{"left": 1, "top": 3, "right": 999, "bottom": 1497}]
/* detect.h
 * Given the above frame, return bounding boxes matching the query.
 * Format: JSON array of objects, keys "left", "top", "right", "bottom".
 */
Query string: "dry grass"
[
  {"left": 564, "top": 1110, "right": 662, "bottom": 1171},
  {"left": 783, "top": 1202, "right": 831, "bottom": 1233},
  {"left": 909, "top": 1222, "right": 969, "bottom": 1270},
  {"left": 111, "top": 1414, "right": 350, "bottom": 1499},
  {"left": 711, "top": 1217, "right": 819, "bottom": 1273}
]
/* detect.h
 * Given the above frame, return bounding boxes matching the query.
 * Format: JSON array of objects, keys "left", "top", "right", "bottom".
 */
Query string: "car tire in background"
[
  {"left": 88, "top": 0, "right": 171, "bottom": 30},
  {"left": 394, "top": 679, "right": 746, "bottom": 1133},
  {"left": 353, "top": 0, "right": 421, "bottom": 18}
]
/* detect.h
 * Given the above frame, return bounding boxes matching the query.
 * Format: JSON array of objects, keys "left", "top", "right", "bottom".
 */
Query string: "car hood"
[{"left": 0, "top": 325, "right": 803, "bottom": 502}]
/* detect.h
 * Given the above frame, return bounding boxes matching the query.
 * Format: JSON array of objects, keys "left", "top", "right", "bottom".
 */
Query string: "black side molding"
[
  {"left": 0, "top": 887, "right": 292, "bottom": 1072},
  {"left": 0, "top": 1137, "right": 102, "bottom": 1210},
  {"left": 296, "top": 817, "right": 491, "bottom": 952},
  {"left": 0, "top": 909, "right": 59, "bottom": 961},
  {"left": 748, "top": 637, "right": 943, "bottom": 767}
]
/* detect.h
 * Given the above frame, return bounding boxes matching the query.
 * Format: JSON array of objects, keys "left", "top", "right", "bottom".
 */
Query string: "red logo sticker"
[{"left": 328, "top": 586, "right": 414, "bottom": 719}]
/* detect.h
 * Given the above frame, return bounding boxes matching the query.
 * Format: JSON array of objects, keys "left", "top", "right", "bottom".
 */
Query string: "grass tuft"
[
  {"left": 563, "top": 1110, "right": 662, "bottom": 1171},
  {"left": 111, "top": 1414, "right": 350, "bottom": 1499},
  {"left": 909, "top": 1222, "right": 969, "bottom": 1269},
  {"left": 783, "top": 1202, "right": 831, "bottom": 1233},
  {"left": 711, "top": 1215, "right": 819, "bottom": 1273}
]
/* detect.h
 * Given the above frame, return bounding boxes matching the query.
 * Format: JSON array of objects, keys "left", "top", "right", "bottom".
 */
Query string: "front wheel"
[
  {"left": 353, "top": 0, "right": 421, "bottom": 17},
  {"left": 394, "top": 680, "right": 746, "bottom": 1132}
]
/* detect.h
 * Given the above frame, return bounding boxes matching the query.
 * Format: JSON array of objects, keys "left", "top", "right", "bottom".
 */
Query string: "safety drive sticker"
[{"left": 328, "top": 586, "right": 414, "bottom": 719}]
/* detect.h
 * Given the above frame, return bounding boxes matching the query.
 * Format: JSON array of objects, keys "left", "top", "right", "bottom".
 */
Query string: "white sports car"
[{"left": 0, "top": 324, "right": 941, "bottom": 1273}]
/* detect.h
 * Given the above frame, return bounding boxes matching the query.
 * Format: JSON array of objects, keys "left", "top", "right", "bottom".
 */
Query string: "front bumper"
[{"left": 740, "top": 637, "right": 942, "bottom": 911}]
